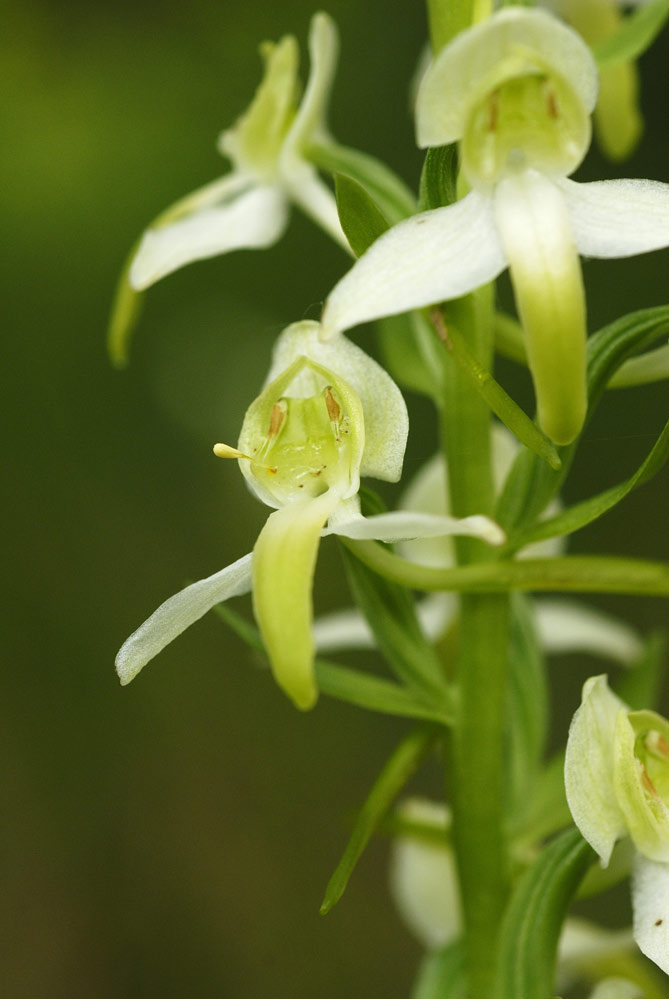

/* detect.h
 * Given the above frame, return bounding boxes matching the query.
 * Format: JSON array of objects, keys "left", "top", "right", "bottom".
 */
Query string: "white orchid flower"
[
  {"left": 127, "top": 12, "right": 347, "bottom": 295},
  {"left": 321, "top": 8, "right": 669, "bottom": 445},
  {"left": 566, "top": 674, "right": 669, "bottom": 974},
  {"left": 115, "top": 321, "right": 504, "bottom": 710},
  {"left": 314, "top": 423, "right": 643, "bottom": 667},
  {"left": 390, "top": 797, "right": 636, "bottom": 990}
]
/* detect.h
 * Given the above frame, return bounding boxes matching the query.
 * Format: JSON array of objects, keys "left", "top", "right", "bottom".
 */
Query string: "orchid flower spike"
[
  {"left": 566, "top": 675, "right": 669, "bottom": 974},
  {"left": 115, "top": 321, "right": 504, "bottom": 710},
  {"left": 321, "top": 7, "right": 669, "bottom": 445},
  {"left": 109, "top": 13, "right": 348, "bottom": 364}
]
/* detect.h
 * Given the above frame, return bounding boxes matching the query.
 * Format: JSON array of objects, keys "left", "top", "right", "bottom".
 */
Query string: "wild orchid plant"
[{"left": 111, "top": 2, "right": 669, "bottom": 996}]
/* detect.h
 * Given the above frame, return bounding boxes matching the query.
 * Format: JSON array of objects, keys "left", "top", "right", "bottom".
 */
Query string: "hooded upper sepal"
[
  {"left": 252, "top": 490, "right": 341, "bottom": 709},
  {"left": 614, "top": 708, "right": 669, "bottom": 862},
  {"left": 565, "top": 674, "right": 629, "bottom": 866}
]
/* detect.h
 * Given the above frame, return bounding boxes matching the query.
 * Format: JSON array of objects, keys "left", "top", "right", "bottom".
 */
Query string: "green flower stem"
[
  {"left": 439, "top": 290, "right": 511, "bottom": 998},
  {"left": 343, "top": 542, "right": 669, "bottom": 597}
]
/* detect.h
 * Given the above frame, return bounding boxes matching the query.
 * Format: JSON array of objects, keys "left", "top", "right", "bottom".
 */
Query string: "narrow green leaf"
[
  {"left": 334, "top": 174, "right": 390, "bottom": 258},
  {"left": 506, "top": 420, "right": 669, "bottom": 552},
  {"left": 494, "top": 311, "right": 527, "bottom": 364},
  {"left": 491, "top": 828, "right": 594, "bottom": 999},
  {"left": 107, "top": 241, "right": 144, "bottom": 367},
  {"left": 307, "top": 141, "right": 416, "bottom": 222},
  {"left": 412, "top": 943, "right": 466, "bottom": 999},
  {"left": 320, "top": 726, "right": 437, "bottom": 914},
  {"left": 610, "top": 342, "right": 669, "bottom": 387},
  {"left": 340, "top": 545, "right": 454, "bottom": 701},
  {"left": 506, "top": 595, "right": 549, "bottom": 813},
  {"left": 594, "top": 0, "right": 669, "bottom": 68},
  {"left": 213, "top": 603, "right": 454, "bottom": 723},
  {"left": 496, "top": 306, "right": 669, "bottom": 533},
  {"left": 343, "top": 540, "right": 669, "bottom": 597},
  {"left": 434, "top": 307, "right": 561, "bottom": 470},
  {"left": 418, "top": 144, "right": 459, "bottom": 211}
]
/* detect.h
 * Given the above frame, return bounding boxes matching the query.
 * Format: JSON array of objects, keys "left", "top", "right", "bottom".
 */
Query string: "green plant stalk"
[{"left": 440, "top": 291, "right": 511, "bottom": 998}]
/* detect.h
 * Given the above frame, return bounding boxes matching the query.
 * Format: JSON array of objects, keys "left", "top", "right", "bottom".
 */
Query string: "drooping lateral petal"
[
  {"left": 320, "top": 190, "right": 506, "bottom": 339},
  {"left": 560, "top": 177, "right": 669, "bottom": 258},
  {"left": 265, "top": 321, "right": 408, "bottom": 482},
  {"left": 325, "top": 506, "right": 506, "bottom": 546},
  {"left": 129, "top": 185, "right": 289, "bottom": 290},
  {"left": 494, "top": 169, "right": 587, "bottom": 445},
  {"left": 565, "top": 675, "right": 629, "bottom": 865},
  {"left": 252, "top": 490, "right": 340, "bottom": 710},
  {"left": 632, "top": 853, "right": 669, "bottom": 975},
  {"left": 115, "top": 553, "right": 253, "bottom": 685},
  {"left": 282, "top": 165, "right": 348, "bottom": 248},
  {"left": 534, "top": 599, "right": 643, "bottom": 664}
]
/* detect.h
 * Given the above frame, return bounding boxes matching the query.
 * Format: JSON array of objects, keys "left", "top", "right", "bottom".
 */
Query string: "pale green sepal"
[
  {"left": 218, "top": 35, "right": 299, "bottom": 174},
  {"left": 593, "top": 0, "right": 669, "bottom": 69},
  {"left": 535, "top": 600, "right": 643, "bottom": 665},
  {"left": 115, "top": 553, "right": 253, "bottom": 685},
  {"left": 494, "top": 169, "right": 587, "bottom": 445},
  {"left": 252, "top": 491, "right": 340, "bottom": 709},
  {"left": 588, "top": 979, "right": 643, "bottom": 999},
  {"left": 107, "top": 243, "right": 144, "bottom": 368},
  {"left": 416, "top": 8, "right": 598, "bottom": 149},
  {"left": 265, "top": 321, "right": 408, "bottom": 483},
  {"left": 282, "top": 12, "right": 338, "bottom": 156},
  {"left": 615, "top": 709, "right": 669, "bottom": 862},
  {"left": 565, "top": 675, "right": 628, "bottom": 865},
  {"left": 320, "top": 191, "right": 506, "bottom": 340},
  {"left": 560, "top": 178, "right": 669, "bottom": 259},
  {"left": 632, "top": 853, "right": 669, "bottom": 975},
  {"left": 320, "top": 728, "right": 436, "bottom": 913},
  {"left": 130, "top": 185, "right": 289, "bottom": 289},
  {"left": 389, "top": 799, "right": 460, "bottom": 949}
]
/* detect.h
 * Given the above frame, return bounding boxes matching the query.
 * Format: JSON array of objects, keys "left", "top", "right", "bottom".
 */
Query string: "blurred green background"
[{"left": 3, "top": 1, "right": 668, "bottom": 995}]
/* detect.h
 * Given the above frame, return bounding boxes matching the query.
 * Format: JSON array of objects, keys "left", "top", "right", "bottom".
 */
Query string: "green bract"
[
  {"left": 566, "top": 675, "right": 669, "bottom": 974},
  {"left": 320, "top": 7, "right": 669, "bottom": 446},
  {"left": 115, "top": 321, "right": 504, "bottom": 710}
]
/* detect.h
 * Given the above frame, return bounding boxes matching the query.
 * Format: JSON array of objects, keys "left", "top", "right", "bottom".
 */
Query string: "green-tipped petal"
[
  {"left": 493, "top": 169, "right": 587, "bottom": 445},
  {"left": 565, "top": 675, "right": 629, "bottom": 865},
  {"left": 416, "top": 7, "right": 598, "bottom": 149},
  {"left": 252, "top": 491, "right": 340, "bottom": 709},
  {"left": 115, "top": 553, "right": 253, "bottom": 685},
  {"left": 266, "top": 321, "right": 408, "bottom": 482},
  {"left": 320, "top": 191, "right": 506, "bottom": 339},
  {"left": 632, "top": 853, "right": 669, "bottom": 975},
  {"left": 129, "top": 185, "right": 289, "bottom": 290},
  {"left": 284, "top": 12, "right": 338, "bottom": 155},
  {"left": 325, "top": 505, "right": 506, "bottom": 546},
  {"left": 560, "top": 177, "right": 669, "bottom": 258}
]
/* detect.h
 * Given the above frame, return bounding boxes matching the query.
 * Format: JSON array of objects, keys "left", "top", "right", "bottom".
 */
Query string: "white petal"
[
  {"left": 561, "top": 177, "right": 669, "bottom": 258},
  {"left": 325, "top": 507, "right": 506, "bottom": 545},
  {"left": 416, "top": 7, "right": 598, "bottom": 148},
  {"left": 535, "top": 600, "right": 643, "bottom": 664},
  {"left": 265, "top": 321, "right": 408, "bottom": 482},
  {"left": 283, "top": 165, "right": 348, "bottom": 248},
  {"left": 564, "top": 675, "right": 629, "bottom": 865},
  {"left": 129, "top": 185, "right": 289, "bottom": 289},
  {"left": 587, "top": 980, "right": 643, "bottom": 999},
  {"left": 557, "top": 917, "right": 634, "bottom": 993},
  {"left": 312, "top": 592, "right": 455, "bottom": 653},
  {"left": 389, "top": 798, "right": 460, "bottom": 950},
  {"left": 115, "top": 553, "right": 253, "bottom": 685},
  {"left": 320, "top": 190, "right": 506, "bottom": 339},
  {"left": 632, "top": 853, "right": 669, "bottom": 975}
]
